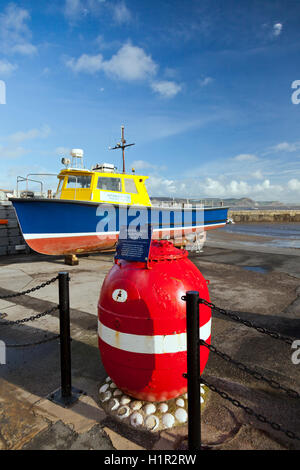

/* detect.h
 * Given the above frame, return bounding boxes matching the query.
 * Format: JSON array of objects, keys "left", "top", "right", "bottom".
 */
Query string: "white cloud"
[
  {"left": 137, "top": 137, "right": 300, "bottom": 201},
  {"left": 0, "top": 163, "right": 55, "bottom": 190},
  {"left": 146, "top": 175, "right": 177, "bottom": 195},
  {"left": 64, "top": 0, "right": 102, "bottom": 21},
  {"left": 102, "top": 43, "right": 157, "bottom": 81},
  {"left": 66, "top": 53, "right": 103, "bottom": 74},
  {"left": 64, "top": 0, "right": 110, "bottom": 22},
  {"left": 202, "top": 178, "right": 251, "bottom": 198},
  {"left": 0, "top": 125, "right": 51, "bottom": 162},
  {"left": 204, "top": 177, "right": 227, "bottom": 197},
  {"left": 130, "top": 159, "right": 300, "bottom": 201},
  {"left": 0, "top": 3, "right": 37, "bottom": 55},
  {"left": 233, "top": 153, "right": 258, "bottom": 162},
  {"left": 253, "top": 179, "right": 278, "bottom": 192},
  {"left": 0, "top": 59, "right": 17, "bottom": 76},
  {"left": 132, "top": 111, "right": 230, "bottom": 144},
  {"left": 55, "top": 146, "right": 70, "bottom": 155},
  {"left": 0, "top": 145, "right": 28, "bottom": 159},
  {"left": 131, "top": 160, "right": 167, "bottom": 172},
  {"left": 273, "top": 23, "right": 282, "bottom": 37},
  {"left": 11, "top": 43, "right": 37, "bottom": 55},
  {"left": 95, "top": 35, "right": 105, "bottom": 49},
  {"left": 67, "top": 43, "right": 158, "bottom": 81},
  {"left": 112, "top": 1, "right": 132, "bottom": 24},
  {"left": 131, "top": 160, "right": 156, "bottom": 170},
  {"left": 64, "top": 0, "right": 132, "bottom": 25},
  {"left": 66, "top": 41, "right": 183, "bottom": 98},
  {"left": 95, "top": 35, "right": 120, "bottom": 50},
  {"left": 268, "top": 141, "right": 300, "bottom": 153},
  {"left": 198, "top": 77, "right": 213, "bottom": 87},
  {"left": 288, "top": 178, "right": 300, "bottom": 191},
  {"left": 64, "top": 0, "right": 82, "bottom": 21},
  {"left": 146, "top": 172, "right": 290, "bottom": 200},
  {"left": 228, "top": 180, "right": 251, "bottom": 195},
  {"left": 151, "top": 80, "right": 182, "bottom": 98},
  {"left": 251, "top": 170, "right": 263, "bottom": 180},
  {"left": 7, "top": 125, "right": 51, "bottom": 143},
  {"left": 164, "top": 67, "right": 178, "bottom": 79},
  {"left": 196, "top": 177, "right": 284, "bottom": 199}
]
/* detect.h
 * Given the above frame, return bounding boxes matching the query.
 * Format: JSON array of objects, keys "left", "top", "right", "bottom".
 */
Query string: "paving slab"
[
  {"left": 22, "top": 420, "right": 115, "bottom": 451},
  {"left": 34, "top": 394, "right": 107, "bottom": 433},
  {"left": 0, "top": 255, "right": 114, "bottom": 316},
  {"left": 0, "top": 380, "right": 49, "bottom": 450},
  {"left": 103, "top": 427, "right": 145, "bottom": 450}
]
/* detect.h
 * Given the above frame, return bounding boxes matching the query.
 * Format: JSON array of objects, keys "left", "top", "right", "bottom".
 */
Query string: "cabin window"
[
  {"left": 57, "top": 179, "right": 63, "bottom": 192},
  {"left": 124, "top": 178, "right": 138, "bottom": 194},
  {"left": 66, "top": 175, "right": 92, "bottom": 189},
  {"left": 97, "top": 177, "right": 121, "bottom": 192},
  {"left": 55, "top": 179, "right": 64, "bottom": 197}
]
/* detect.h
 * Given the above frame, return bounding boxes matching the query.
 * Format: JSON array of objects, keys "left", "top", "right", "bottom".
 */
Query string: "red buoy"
[{"left": 98, "top": 240, "right": 211, "bottom": 402}]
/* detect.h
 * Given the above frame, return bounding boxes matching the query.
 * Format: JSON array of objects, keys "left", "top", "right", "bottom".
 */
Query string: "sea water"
[{"left": 221, "top": 223, "right": 300, "bottom": 249}]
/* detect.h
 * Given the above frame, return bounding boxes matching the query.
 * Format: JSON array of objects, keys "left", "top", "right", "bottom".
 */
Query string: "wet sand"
[{"left": 205, "top": 226, "right": 300, "bottom": 257}]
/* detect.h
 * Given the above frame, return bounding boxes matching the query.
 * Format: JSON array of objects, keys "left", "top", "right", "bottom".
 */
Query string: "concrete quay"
[
  {"left": 1, "top": 229, "right": 300, "bottom": 450},
  {"left": 229, "top": 209, "right": 300, "bottom": 223}
]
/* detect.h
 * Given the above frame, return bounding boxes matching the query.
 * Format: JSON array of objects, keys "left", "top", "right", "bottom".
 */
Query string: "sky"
[{"left": 1, "top": 0, "right": 300, "bottom": 202}]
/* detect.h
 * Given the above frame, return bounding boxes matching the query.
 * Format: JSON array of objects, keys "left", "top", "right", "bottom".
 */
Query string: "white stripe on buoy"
[{"left": 98, "top": 318, "right": 211, "bottom": 354}]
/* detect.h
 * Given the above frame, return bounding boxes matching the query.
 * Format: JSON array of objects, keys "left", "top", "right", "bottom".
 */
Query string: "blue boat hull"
[{"left": 10, "top": 199, "right": 228, "bottom": 255}]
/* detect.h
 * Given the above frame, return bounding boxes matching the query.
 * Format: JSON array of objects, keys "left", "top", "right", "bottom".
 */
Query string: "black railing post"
[
  {"left": 59, "top": 271, "right": 72, "bottom": 398},
  {"left": 48, "top": 272, "right": 84, "bottom": 407},
  {"left": 186, "top": 290, "right": 201, "bottom": 451}
]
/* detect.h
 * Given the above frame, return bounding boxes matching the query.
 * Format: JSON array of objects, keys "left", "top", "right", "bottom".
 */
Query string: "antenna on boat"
[{"left": 109, "top": 125, "right": 135, "bottom": 173}]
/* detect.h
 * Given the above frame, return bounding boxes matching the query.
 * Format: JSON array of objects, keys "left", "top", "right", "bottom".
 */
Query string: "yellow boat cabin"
[{"left": 56, "top": 161, "right": 151, "bottom": 207}]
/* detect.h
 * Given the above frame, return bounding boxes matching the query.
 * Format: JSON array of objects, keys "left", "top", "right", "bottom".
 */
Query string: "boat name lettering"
[{"left": 100, "top": 191, "right": 131, "bottom": 204}]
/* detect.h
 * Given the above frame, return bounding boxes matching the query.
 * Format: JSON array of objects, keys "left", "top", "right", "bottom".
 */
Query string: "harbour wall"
[
  {"left": 0, "top": 201, "right": 28, "bottom": 256},
  {"left": 228, "top": 209, "right": 300, "bottom": 223}
]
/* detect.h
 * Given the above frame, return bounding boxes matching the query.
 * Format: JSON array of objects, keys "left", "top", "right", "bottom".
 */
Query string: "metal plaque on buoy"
[{"left": 115, "top": 224, "right": 153, "bottom": 263}]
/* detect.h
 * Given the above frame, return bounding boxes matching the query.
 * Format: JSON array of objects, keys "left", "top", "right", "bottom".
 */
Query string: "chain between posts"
[
  {"left": 0, "top": 277, "right": 60, "bottom": 346},
  {"left": 201, "top": 377, "right": 300, "bottom": 442},
  {"left": 6, "top": 334, "right": 60, "bottom": 348},
  {"left": 0, "top": 305, "right": 59, "bottom": 326},
  {"left": 0, "top": 276, "right": 59, "bottom": 300},
  {"left": 183, "top": 291, "right": 300, "bottom": 447},
  {"left": 200, "top": 339, "right": 300, "bottom": 399},
  {"left": 1, "top": 271, "right": 82, "bottom": 406},
  {"left": 1, "top": 305, "right": 60, "bottom": 347},
  {"left": 198, "top": 297, "right": 295, "bottom": 345}
]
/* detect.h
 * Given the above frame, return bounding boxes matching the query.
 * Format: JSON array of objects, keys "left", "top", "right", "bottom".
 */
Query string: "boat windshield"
[
  {"left": 97, "top": 177, "right": 121, "bottom": 192},
  {"left": 56, "top": 178, "right": 64, "bottom": 198},
  {"left": 124, "top": 178, "right": 138, "bottom": 194},
  {"left": 67, "top": 175, "right": 92, "bottom": 189}
]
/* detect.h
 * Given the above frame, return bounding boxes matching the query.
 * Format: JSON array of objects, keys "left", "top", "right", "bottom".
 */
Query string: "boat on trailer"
[{"left": 10, "top": 127, "right": 228, "bottom": 256}]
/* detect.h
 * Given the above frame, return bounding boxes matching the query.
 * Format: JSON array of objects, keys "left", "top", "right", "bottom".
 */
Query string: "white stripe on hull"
[
  {"left": 98, "top": 318, "right": 211, "bottom": 354},
  {"left": 24, "top": 231, "right": 118, "bottom": 240},
  {"left": 23, "top": 223, "right": 225, "bottom": 240}
]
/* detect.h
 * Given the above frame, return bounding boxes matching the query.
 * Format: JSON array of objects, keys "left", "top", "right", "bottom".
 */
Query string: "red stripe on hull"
[
  {"left": 24, "top": 224, "right": 226, "bottom": 256},
  {"left": 205, "top": 223, "right": 226, "bottom": 231},
  {"left": 25, "top": 234, "right": 118, "bottom": 255}
]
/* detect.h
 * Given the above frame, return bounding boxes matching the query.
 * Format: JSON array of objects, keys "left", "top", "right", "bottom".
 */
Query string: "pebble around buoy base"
[{"left": 99, "top": 377, "right": 207, "bottom": 433}]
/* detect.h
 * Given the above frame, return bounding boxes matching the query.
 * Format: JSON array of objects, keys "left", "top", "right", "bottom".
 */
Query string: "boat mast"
[{"left": 110, "top": 125, "right": 135, "bottom": 173}]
